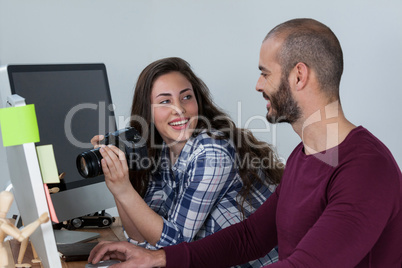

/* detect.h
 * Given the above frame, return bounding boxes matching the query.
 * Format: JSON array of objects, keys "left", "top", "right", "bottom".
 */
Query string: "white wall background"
[{"left": 1, "top": 0, "right": 401, "bottom": 212}]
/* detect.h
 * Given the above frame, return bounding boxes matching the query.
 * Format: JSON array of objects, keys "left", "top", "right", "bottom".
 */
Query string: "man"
[{"left": 88, "top": 18, "right": 402, "bottom": 267}]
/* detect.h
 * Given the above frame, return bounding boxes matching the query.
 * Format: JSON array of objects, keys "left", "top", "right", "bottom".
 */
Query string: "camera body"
[{"left": 76, "top": 127, "right": 148, "bottom": 178}]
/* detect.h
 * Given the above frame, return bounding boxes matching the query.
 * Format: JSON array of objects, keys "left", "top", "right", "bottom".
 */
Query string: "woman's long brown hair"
[{"left": 129, "top": 57, "right": 283, "bottom": 216}]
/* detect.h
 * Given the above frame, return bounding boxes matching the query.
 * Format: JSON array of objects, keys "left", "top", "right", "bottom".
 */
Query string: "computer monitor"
[
  {"left": 5, "top": 63, "right": 117, "bottom": 221},
  {"left": 0, "top": 64, "right": 118, "bottom": 266}
]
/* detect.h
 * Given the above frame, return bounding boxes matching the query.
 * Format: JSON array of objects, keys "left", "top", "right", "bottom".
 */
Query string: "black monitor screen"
[{"left": 8, "top": 64, "right": 116, "bottom": 190}]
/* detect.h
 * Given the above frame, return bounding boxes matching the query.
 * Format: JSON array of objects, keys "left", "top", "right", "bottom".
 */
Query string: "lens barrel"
[
  {"left": 76, "top": 148, "right": 103, "bottom": 178},
  {"left": 76, "top": 127, "right": 148, "bottom": 178}
]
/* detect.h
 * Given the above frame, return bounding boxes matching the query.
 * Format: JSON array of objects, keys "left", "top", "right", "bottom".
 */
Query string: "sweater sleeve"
[
  {"left": 164, "top": 185, "right": 280, "bottom": 268},
  {"left": 266, "top": 153, "right": 401, "bottom": 268},
  {"left": 165, "top": 152, "right": 401, "bottom": 267}
]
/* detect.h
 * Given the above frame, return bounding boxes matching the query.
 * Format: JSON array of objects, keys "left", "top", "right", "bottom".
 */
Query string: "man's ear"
[{"left": 292, "top": 62, "right": 309, "bottom": 91}]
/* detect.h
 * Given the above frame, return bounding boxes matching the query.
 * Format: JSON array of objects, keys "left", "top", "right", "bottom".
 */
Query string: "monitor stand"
[{"left": 53, "top": 229, "right": 100, "bottom": 244}]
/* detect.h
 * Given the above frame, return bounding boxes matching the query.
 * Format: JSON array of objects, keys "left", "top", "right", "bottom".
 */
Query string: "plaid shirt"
[{"left": 128, "top": 130, "right": 278, "bottom": 267}]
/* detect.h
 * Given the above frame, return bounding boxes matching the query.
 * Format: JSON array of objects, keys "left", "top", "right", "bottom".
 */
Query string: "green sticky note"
[
  {"left": 0, "top": 104, "right": 40, "bottom": 147},
  {"left": 36, "top": 144, "right": 60, "bottom": 184}
]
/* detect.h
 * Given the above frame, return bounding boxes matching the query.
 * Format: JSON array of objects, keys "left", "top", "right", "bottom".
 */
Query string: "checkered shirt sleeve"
[{"left": 126, "top": 130, "right": 279, "bottom": 266}]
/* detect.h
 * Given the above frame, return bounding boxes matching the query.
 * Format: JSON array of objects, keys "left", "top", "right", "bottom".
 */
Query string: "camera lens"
[{"left": 76, "top": 148, "right": 103, "bottom": 178}]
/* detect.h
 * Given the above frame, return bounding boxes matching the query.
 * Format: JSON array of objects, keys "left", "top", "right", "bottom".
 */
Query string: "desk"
[{"left": 6, "top": 217, "right": 126, "bottom": 268}]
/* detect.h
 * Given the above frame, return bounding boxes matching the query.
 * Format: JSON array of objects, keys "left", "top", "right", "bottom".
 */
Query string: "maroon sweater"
[{"left": 164, "top": 126, "right": 402, "bottom": 267}]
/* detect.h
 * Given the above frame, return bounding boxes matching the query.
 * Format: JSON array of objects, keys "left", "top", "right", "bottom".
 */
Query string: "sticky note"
[
  {"left": 36, "top": 145, "right": 60, "bottom": 184},
  {"left": 43, "top": 184, "right": 59, "bottom": 223},
  {"left": 0, "top": 104, "right": 40, "bottom": 147}
]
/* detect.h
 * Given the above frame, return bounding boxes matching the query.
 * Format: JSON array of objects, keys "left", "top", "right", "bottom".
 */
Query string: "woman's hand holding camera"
[
  {"left": 90, "top": 135, "right": 105, "bottom": 149},
  {"left": 90, "top": 135, "right": 132, "bottom": 197}
]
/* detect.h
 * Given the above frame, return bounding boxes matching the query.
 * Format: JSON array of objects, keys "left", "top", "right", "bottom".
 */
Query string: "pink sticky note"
[{"left": 43, "top": 184, "right": 59, "bottom": 223}]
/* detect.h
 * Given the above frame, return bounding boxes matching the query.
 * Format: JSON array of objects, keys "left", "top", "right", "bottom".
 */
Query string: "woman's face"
[{"left": 150, "top": 71, "right": 198, "bottom": 151}]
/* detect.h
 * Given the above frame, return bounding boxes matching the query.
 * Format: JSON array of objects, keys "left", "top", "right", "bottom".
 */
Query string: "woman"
[{"left": 92, "top": 57, "right": 283, "bottom": 267}]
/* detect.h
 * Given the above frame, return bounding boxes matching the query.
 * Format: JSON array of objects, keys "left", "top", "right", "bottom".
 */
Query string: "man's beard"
[{"left": 266, "top": 77, "right": 302, "bottom": 124}]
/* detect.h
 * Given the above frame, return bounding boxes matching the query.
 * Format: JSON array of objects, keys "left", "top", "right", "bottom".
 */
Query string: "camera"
[{"left": 76, "top": 127, "right": 148, "bottom": 178}]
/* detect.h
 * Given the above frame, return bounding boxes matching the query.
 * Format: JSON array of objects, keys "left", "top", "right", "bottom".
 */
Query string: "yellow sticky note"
[
  {"left": 36, "top": 145, "right": 60, "bottom": 184},
  {"left": 0, "top": 104, "right": 40, "bottom": 147}
]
